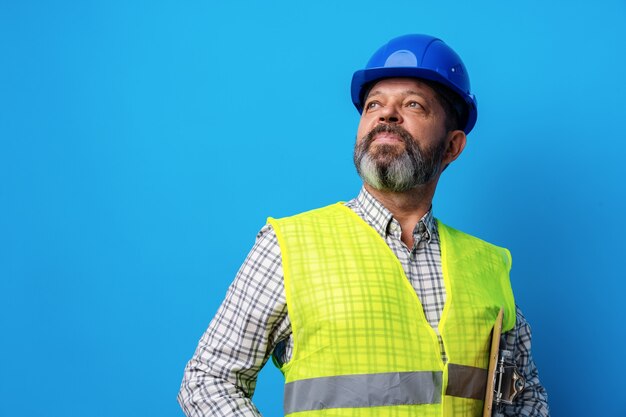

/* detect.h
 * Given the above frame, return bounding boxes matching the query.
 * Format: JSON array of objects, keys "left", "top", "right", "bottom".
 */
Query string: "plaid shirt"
[{"left": 178, "top": 188, "right": 549, "bottom": 417}]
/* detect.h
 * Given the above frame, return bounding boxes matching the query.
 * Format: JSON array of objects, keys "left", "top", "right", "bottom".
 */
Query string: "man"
[{"left": 178, "top": 34, "right": 549, "bottom": 417}]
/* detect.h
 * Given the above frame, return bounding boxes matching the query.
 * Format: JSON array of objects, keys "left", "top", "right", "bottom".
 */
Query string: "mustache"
[{"left": 361, "top": 124, "right": 415, "bottom": 148}]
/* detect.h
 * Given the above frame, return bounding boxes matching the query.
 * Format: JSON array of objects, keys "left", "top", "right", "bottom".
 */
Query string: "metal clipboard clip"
[{"left": 493, "top": 350, "right": 525, "bottom": 406}]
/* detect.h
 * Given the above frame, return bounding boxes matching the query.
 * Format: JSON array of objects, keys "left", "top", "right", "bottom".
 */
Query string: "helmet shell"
[{"left": 351, "top": 34, "right": 478, "bottom": 134}]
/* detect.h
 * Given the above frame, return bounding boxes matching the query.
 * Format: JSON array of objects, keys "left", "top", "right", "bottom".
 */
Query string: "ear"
[{"left": 442, "top": 129, "right": 467, "bottom": 166}]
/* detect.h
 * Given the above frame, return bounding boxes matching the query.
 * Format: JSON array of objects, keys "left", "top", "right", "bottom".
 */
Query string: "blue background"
[{"left": 2, "top": 1, "right": 625, "bottom": 416}]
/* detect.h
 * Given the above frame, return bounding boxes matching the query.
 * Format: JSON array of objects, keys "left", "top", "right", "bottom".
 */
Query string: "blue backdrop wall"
[{"left": 2, "top": 1, "right": 625, "bottom": 416}]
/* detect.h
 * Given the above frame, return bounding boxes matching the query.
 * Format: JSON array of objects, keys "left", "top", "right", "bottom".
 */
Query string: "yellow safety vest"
[{"left": 268, "top": 203, "right": 516, "bottom": 417}]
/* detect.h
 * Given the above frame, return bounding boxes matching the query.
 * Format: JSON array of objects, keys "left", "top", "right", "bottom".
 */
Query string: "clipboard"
[{"left": 482, "top": 308, "right": 503, "bottom": 417}]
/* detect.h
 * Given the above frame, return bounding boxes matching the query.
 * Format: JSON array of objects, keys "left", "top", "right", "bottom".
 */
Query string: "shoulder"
[
  {"left": 268, "top": 203, "right": 347, "bottom": 225},
  {"left": 436, "top": 220, "right": 507, "bottom": 251},
  {"left": 437, "top": 220, "right": 512, "bottom": 264}
]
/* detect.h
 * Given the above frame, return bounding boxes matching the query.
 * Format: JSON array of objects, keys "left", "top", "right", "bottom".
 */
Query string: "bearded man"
[{"left": 178, "top": 34, "right": 550, "bottom": 417}]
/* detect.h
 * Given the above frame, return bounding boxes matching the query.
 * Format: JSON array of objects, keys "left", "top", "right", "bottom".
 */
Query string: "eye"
[
  {"left": 365, "top": 101, "right": 380, "bottom": 111},
  {"left": 407, "top": 101, "right": 424, "bottom": 109}
]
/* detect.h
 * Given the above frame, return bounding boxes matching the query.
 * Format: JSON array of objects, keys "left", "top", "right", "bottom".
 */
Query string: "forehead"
[{"left": 366, "top": 77, "right": 438, "bottom": 99}]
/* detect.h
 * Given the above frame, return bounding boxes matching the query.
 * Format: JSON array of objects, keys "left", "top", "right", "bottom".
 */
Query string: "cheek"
[
  {"left": 407, "top": 120, "right": 443, "bottom": 143},
  {"left": 356, "top": 118, "right": 372, "bottom": 140}
]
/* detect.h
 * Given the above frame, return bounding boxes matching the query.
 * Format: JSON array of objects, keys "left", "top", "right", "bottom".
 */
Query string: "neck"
[{"left": 364, "top": 182, "right": 438, "bottom": 248}]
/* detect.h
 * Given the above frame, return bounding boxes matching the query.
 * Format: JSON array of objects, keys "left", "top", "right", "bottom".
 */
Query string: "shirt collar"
[{"left": 352, "top": 187, "right": 437, "bottom": 243}]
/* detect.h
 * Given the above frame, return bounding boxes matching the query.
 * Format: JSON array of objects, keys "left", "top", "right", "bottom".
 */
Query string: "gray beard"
[{"left": 354, "top": 124, "right": 445, "bottom": 192}]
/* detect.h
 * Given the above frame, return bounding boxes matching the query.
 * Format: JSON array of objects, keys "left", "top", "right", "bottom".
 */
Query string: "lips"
[{"left": 373, "top": 131, "right": 403, "bottom": 144}]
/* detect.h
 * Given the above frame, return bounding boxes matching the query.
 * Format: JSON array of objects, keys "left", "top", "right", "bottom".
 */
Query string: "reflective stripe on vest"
[
  {"left": 269, "top": 203, "right": 516, "bottom": 417},
  {"left": 284, "top": 363, "right": 488, "bottom": 414},
  {"left": 284, "top": 371, "right": 442, "bottom": 414}
]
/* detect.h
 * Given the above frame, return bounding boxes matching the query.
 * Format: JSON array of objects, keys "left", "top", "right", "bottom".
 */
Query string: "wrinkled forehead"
[{"left": 363, "top": 77, "right": 439, "bottom": 101}]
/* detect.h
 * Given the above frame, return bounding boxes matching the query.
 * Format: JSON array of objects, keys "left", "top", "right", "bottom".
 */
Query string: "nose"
[{"left": 378, "top": 105, "right": 402, "bottom": 124}]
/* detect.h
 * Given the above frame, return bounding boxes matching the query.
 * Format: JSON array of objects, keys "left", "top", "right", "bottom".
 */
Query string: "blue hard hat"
[{"left": 351, "top": 34, "right": 478, "bottom": 134}]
